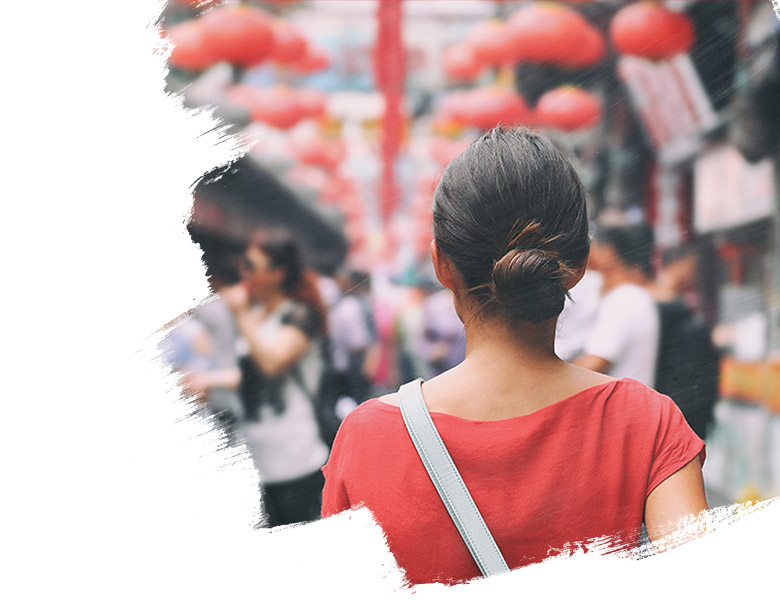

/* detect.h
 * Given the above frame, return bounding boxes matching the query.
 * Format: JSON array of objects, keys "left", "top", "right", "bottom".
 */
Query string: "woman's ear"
[
  {"left": 431, "top": 240, "right": 457, "bottom": 292},
  {"left": 565, "top": 259, "right": 588, "bottom": 290}
]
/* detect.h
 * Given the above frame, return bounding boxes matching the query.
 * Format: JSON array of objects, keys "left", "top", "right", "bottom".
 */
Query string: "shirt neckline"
[{"left": 375, "top": 378, "right": 624, "bottom": 425}]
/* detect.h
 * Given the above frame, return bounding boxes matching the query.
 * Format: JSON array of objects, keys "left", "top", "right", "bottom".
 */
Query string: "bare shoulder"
[
  {"left": 376, "top": 392, "right": 400, "bottom": 407},
  {"left": 566, "top": 362, "right": 616, "bottom": 388}
]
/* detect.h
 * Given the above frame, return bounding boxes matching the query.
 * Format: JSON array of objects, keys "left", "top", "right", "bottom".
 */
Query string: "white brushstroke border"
[{"left": 4, "top": 0, "right": 776, "bottom": 597}]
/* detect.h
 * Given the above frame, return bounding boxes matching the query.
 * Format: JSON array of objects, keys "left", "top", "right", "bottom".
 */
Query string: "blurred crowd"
[
  {"left": 160, "top": 214, "right": 721, "bottom": 528},
  {"left": 147, "top": 0, "right": 780, "bottom": 542}
]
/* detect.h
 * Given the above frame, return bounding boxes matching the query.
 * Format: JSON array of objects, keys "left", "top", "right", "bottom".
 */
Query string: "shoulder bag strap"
[{"left": 398, "top": 379, "right": 509, "bottom": 578}]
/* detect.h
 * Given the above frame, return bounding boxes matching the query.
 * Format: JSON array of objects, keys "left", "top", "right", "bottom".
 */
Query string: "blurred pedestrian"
[
  {"left": 160, "top": 316, "right": 214, "bottom": 398},
  {"left": 555, "top": 267, "right": 603, "bottom": 362},
  {"left": 573, "top": 223, "right": 660, "bottom": 386},
  {"left": 329, "top": 269, "right": 378, "bottom": 405},
  {"left": 322, "top": 128, "right": 707, "bottom": 585},
  {"left": 649, "top": 244, "right": 720, "bottom": 440},
  {"left": 392, "top": 281, "right": 429, "bottom": 384},
  {"left": 222, "top": 229, "right": 330, "bottom": 528},
  {"left": 182, "top": 229, "right": 245, "bottom": 432},
  {"left": 420, "top": 284, "right": 466, "bottom": 378}
]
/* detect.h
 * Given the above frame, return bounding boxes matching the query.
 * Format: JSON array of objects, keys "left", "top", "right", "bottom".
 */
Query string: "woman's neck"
[
  {"left": 462, "top": 313, "right": 561, "bottom": 371},
  {"left": 418, "top": 313, "right": 603, "bottom": 421}
]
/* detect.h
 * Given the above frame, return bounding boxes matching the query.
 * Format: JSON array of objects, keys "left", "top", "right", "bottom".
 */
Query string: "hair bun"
[{"left": 489, "top": 248, "right": 568, "bottom": 324}]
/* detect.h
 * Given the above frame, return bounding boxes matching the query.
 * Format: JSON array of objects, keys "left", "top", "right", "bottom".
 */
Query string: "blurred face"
[
  {"left": 240, "top": 246, "right": 284, "bottom": 302},
  {"left": 587, "top": 240, "right": 617, "bottom": 273},
  {"left": 667, "top": 254, "right": 698, "bottom": 289}
]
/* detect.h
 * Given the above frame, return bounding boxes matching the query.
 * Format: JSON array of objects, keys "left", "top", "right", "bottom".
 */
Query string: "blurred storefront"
[
  {"left": 704, "top": 1, "right": 780, "bottom": 504},
  {"left": 613, "top": 0, "right": 780, "bottom": 503}
]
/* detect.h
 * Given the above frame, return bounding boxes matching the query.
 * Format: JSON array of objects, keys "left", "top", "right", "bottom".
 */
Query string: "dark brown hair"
[
  {"left": 432, "top": 127, "right": 590, "bottom": 324},
  {"left": 249, "top": 229, "right": 328, "bottom": 335},
  {"left": 593, "top": 223, "right": 655, "bottom": 279}
]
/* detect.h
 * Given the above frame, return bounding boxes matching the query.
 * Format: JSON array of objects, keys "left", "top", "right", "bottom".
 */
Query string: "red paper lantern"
[
  {"left": 294, "top": 89, "right": 327, "bottom": 120},
  {"left": 167, "top": 20, "right": 216, "bottom": 72},
  {"left": 464, "top": 20, "right": 516, "bottom": 67},
  {"left": 505, "top": 2, "right": 593, "bottom": 65},
  {"left": 290, "top": 45, "right": 331, "bottom": 74},
  {"left": 442, "top": 44, "right": 484, "bottom": 82},
  {"left": 289, "top": 137, "right": 345, "bottom": 170},
  {"left": 440, "top": 89, "right": 533, "bottom": 130},
  {"left": 227, "top": 86, "right": 304, "bottom": 129},
  {"left": 200, "top": 5, "right": 275, "bottom": 67},
  {"left": 610, "top": 2, "right": 694, "bottom": 61},
  {"left": 271, "top": 21, "right": 309, "bottom": 64},
  {"left": 535, "top": 86, "right": 602, "bottom": 131},
  {"left": 556, "top": 24, "right": 605, "bottom": 69}
]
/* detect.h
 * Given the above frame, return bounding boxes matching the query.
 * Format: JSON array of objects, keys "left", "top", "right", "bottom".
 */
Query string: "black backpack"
[
  {"left": 237, "top": 302, "right": 350, "bottom": 448},
  {"left": 655, "top": 300, "right": 721, "bottom": 440},
  {"left": 290, "top": 336, "right": 350, "bottom": 448}
]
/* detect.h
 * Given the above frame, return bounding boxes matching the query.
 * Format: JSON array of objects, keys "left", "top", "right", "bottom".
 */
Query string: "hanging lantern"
[
  {"left": 468, "top": 89, "right": 533, "bottom": 130},
  {"left": 440, "top": 89, "right": 533, "bottom": 130},
  {"left": 505, "top": 2, "right": 593, "bottom": 65},
  {"left": 437, "top": 93, "right": 470, "bottom": 125},
  {"left": 464, "top": 20, "right": 517, "bottom": 67},
  {"left": 227, "top": 86, "right": 304, "bottom": 129},
  {"left": 535, "top": 85, "right": 602, "bottom": 131},
  {"left": 610, "top": 2, "right": 694, "bottom": 61},
  {"left": 200, "top": 5, "right": 275, "bottom": 67},
  {"left": 556, "top": 24, "right": 605, "bottom": 69},
  {"left": 294, "top": 89, "right": 328, "bottom": 120},
  {"left": 290, "top": 44, "right": 331, "bottom": 74},
  {"left": 167, "top": 20, "right": 217, "bottom": 72},
  {"left": 271, "top": 21, "right": 309, "bottom": 64},
  {"left": 289, "top": 136, "right": 345, "bottom": 171},
  {"left": 442, "top": 44, "right": 484, "bottom": 82}
]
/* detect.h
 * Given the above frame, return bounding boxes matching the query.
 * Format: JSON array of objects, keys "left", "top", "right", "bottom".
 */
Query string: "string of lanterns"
[{"left": 439, "top": 1, "right": 696, "bottom": 133}]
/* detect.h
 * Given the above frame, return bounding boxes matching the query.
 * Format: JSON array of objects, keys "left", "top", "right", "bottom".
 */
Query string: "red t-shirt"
[{"left": 321, "top": 378, "right": 705, "bottom": 586}]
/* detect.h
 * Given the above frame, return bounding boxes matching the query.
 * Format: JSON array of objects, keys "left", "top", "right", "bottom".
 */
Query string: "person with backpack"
[
  {"left": 321, "top": 128, "right": 707, "bottom": 585},
  {"left": 328, "top": 269, "right": 378, "bottom": 405},
  {"left": 649, "top": 245, "right": 720, "bottom": 440},
  {"left": 221, "top": 229, "right": 334, "bottom": 528}
]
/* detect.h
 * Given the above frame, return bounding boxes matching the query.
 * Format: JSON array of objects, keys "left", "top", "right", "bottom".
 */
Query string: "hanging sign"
[
  {"left": 617, "top": 54, "right": 718, "bottom": 166},
  {"left": 693, "top": 144, "right": 774, "bottom": 233}
]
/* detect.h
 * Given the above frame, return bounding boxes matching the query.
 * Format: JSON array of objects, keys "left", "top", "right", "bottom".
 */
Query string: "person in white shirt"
[
  {"left": 222, "top": 229, "right": 332, "bottom": 527},
  {"left": 555, "top": 268, "right": 603, "bottom": 362},
  {"left": 574, "top": 223, "right": 660, "bottom": 387}
]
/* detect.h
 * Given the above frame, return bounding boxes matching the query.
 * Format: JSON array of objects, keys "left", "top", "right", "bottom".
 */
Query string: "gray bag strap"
[{"left": 398, "top": 378, "right": 509, "bottom": 578}]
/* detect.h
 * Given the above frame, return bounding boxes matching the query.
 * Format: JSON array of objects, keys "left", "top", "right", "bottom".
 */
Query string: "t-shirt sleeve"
[
  {"left": 321, "top": 413, "right": 354, "bottom": 518},
  {"left": 281, "top": 303, "right": 319, "bottom": 340},
  {"left": 645, "top": 392, "right": 706, "bottom": 499},
  {"left": 583, "top": 288, "right": 635, "bottom": 363}
]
